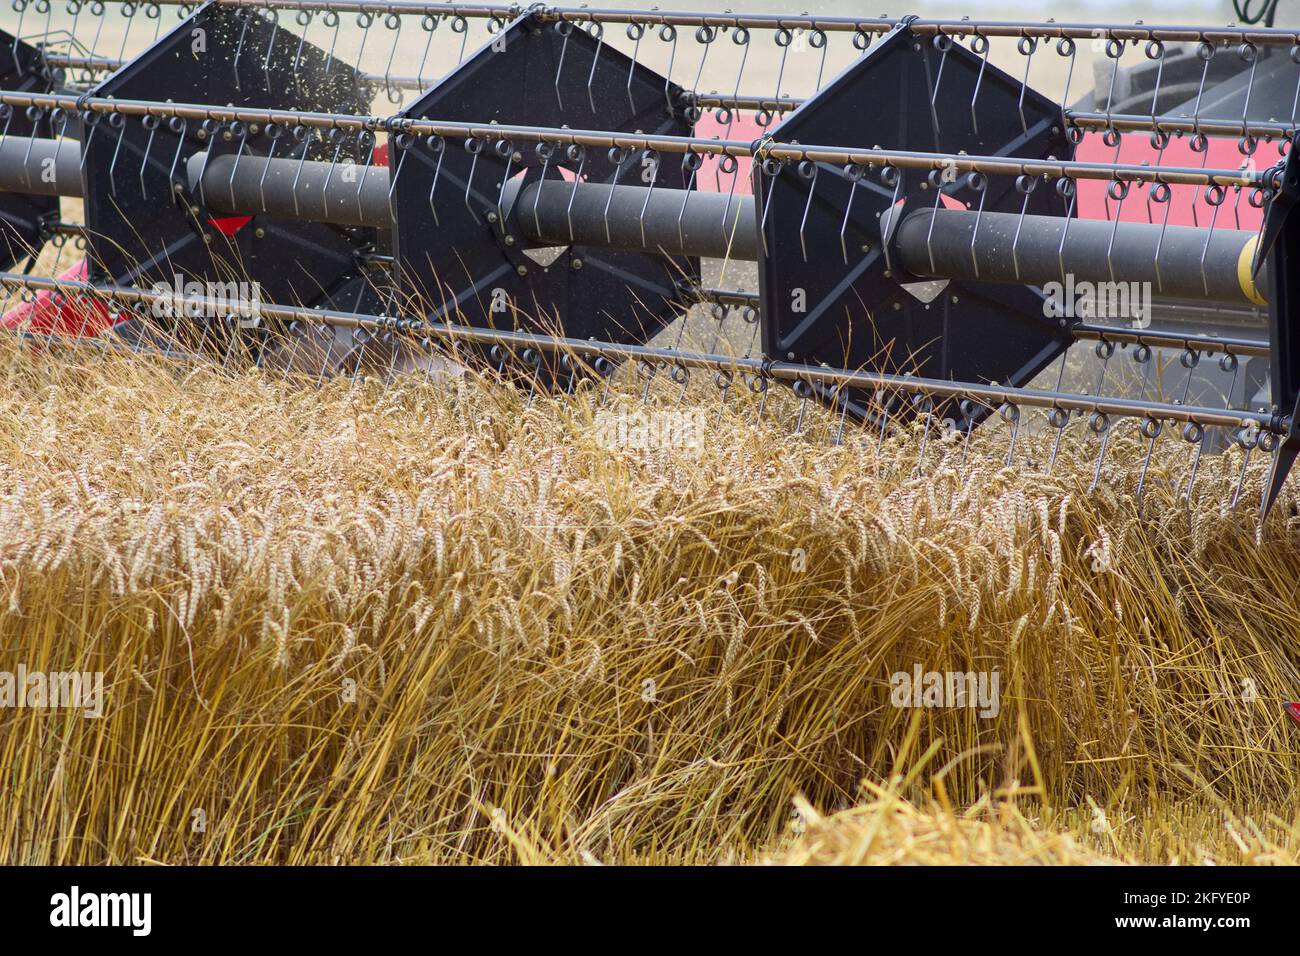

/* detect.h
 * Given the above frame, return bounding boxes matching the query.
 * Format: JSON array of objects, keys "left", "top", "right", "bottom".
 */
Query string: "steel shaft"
[
  {"left": 512, "top": 179, "right": 755, "bottom": 260},
  {"left": 190, "top": 152, "right": 757, "bottom": 259},
  {"left": 894, "top": 208, "right": 1267, "bottom": 307},
  {"left": 0, "top": 136, "right": 81, "bottom": 197},
  {"left": 187, "top": 153, "right": 1273, "bottom": 302}
]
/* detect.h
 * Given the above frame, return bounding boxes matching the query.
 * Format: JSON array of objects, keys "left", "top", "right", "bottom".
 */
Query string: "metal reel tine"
[
  {"left": 226, "top": 121, "right": 250, "bottom": 214},
  {"left": 638, "top": 357, "right": 656, "bottom": 406},
  {"left": 1046, "top": 406, "right": 1069, "bottom": 471},
  {"left": 315, "top": 322, "right": 337, "bottom": 386},
  {"left": 383, "top": 12, "right": 404, "bottom": 105},
  {"left": 1016, "top": 35, "right": 1037, "bottom": 136},
  {"left": 106, "top": 110, "right": 129, "bottom": 197},
  {"left": 672, "top": 359, "right": 690, "bottom": 405},
  {"left": 1057, "top": 36, "right": 1077, "bottom": 115},
  {"left": 356, "top": 128, "right": 376, "bottom": 224},
  {"left": 462, "top": 136, "right": 483, "bottom": 223},
  {"left": 1093, "top": 336, "right": 1115, "bottom": 395},
  {"left": 291, "top": 9, "right": 312, "bottom": 98},
  {"left": 1088, "top": 411, "right": 1112, "bottom": 494},
  {"left": 321, "top": 8, "right": 341, "bottom": 74},
  {"left": 426, "top": 133, "right": 446, "bottom": 227},
  {"left": 969, "top": 32, "right": 989, "bottom": 137},
  {"left": 1248, "top": 172, "right": 1276, "bottom": 276},
  {"left": 1181, "top": 421, "right": 1207, "bottom": 505},
  {"left": 623, "top": 21, "right": 645, "bottom": 114},
  {"left": 913, "top": 393, "right": 935, "bottom": 474},
  {"left": 718, "top": 154, "right": 740, "bottom": 256},
  {"left": 714, "top": 364, "right": 734, "bottom": 429},
  {"left": 533, "top": 141, "right": 553, "bottom": 237},
  {"left": 416, "top": 14, "right": 438, "bottom": 89},
  {"left": 1011, "top": 174, "right": 1038, "bottom": 281},
  {"left": 352, "top": 9, "right": 375, "bottom": 101},
  {"left": 319, "top": 127, "right": 344, "bottom": 219},
  {"left": 832, "top": 381, "right": 851, "bottom": 446},
  {"left": 593, "top": 354, "right": 614, "bottom": 408},
  {"left": 772, "top": 27, "right": 791, "bottom": 109},
  {"left": 380, "top": 328, "right": 402, "bottom": 401},
  {"left": 792, "top": 378, "right": 811, "bottom": 435},
  {"left": 116, "top": 0, "right": 135, "bottom": 65},
  {"left": 999, "top": 401, "right": 1021, "bottom": 467},
  {"left": 1104, "top": 177, "right": 1129, "bottom": 283},
  {"left": 688, "top": 25, "right": 714, "bottom": 113},
  {"left": 1257, "top": 430, "right": 1286, "bottom": 523},
  {"left": 875, "top": 389, "right": 894, "bottom": 449},
  {"left": 752, "top": 369, "right": 769, "bottom": 424},
  {"left": 20, "top": 107, "right": 42, "bottom": 192},
  {"left": 841, "top": 164, "right": 866, "bottom": 266},
  {"left": 1238, "top": 41, "right": 1260, "bottom": 140},
  {"left": 10, "top": 0, "right": 25, "bottom": 73},
  {"left": 231, "top": 6, "right": 253, "bottom": 90},
  {"left": 1135, "top": 416, "right": 1163, "bottom": 505},
  {"left": 1103, "top": 34, "right": 1126, "bottom": 128},
  {"left": 729, "top": 26, "right": 751, "bottom": 138},
  {"left": 584, "top": 21, "right": 604, "bottom": 116},
  {"left": 494, "top": 137, "right": 514, "bottom": 224},
  {"left": 551, "top": 19, "right": 572, "bottom": 111},
  {"left": 639, "top": 148, "right": 658, "bottom": 250},
  {"left": 260, "top": 7, "right": 280, "bottom": 91},
  {"left": 566, "top": 145, "right": 587, "bottom": 243},
  {"left": 703, "top": 299, "right": 729, "bottom": 355},
  {"left": 452, "top": 14, "right": 469, "bottom": 65},
  {"left": 89, "top": 0, "right": 108, "bottom": 64},
  {"left": 1150, "top": 180, "right": 1172, "bottom": 294},
  {"left": 1199, "top": 181, "right": 1226, "bottom": 296},
  {"left": 1230, "top": 423, "right": 1259, "bottom": 510},
  {"left": 1131, "top": 343, "right": 1153, "bottom": 403},
  {"left": 1177, "top": 346, "right": 1201, "bottom": 406}
]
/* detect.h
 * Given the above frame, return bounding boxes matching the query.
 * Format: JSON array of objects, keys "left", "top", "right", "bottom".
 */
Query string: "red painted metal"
[{"left": 1, "top": 259, "right": 119, "bottom": 337}]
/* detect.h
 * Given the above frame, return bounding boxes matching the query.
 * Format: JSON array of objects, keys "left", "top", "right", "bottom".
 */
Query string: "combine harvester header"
[{"left": 0, "top": 0, "right": 1297, "bottom": 513}]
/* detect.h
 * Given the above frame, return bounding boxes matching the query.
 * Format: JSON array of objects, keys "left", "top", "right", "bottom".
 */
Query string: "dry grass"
[
  {"left": 773, "top": 783, "right": 1300, "bottom": 865},
  {"left": 0, "top": 335, "right": 1298, "bottom": 864},
  {"left": 773, "top": 785, "right": 1121, "bottom": 865}
]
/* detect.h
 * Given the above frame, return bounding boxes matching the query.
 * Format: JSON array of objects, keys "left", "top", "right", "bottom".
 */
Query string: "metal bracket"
[
  {"left": 391, "top": 9, "right": 695, "bottom": 382},
  {"left": 754, "top": 23, "right": 1075, "bottom": 430}
]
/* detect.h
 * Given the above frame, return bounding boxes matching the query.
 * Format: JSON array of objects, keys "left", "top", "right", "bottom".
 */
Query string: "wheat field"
[{"left": 0, "top": 333, "right": 1297, "bottom": 865}]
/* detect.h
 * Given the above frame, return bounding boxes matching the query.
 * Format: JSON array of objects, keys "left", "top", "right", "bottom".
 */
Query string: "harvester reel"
[{"left": 1, "top": 4, "right": 1299, "bottom": 514}]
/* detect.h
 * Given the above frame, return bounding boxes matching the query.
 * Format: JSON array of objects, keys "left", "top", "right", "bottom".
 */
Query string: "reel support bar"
[
  {"left": 40, "top": 56, "right": 1300, "bottom": 142},
  {"left": 0, "top": 95, "right": 1277, "bottom": 190},
  {"left": 687, "top": 285, "right": 1272, "bottom": 357},
  {"left": 140, "top": 2, "right": 1300, "bottom": 45},
  {"left": 0, "top": 270, "right": 1280, "bottom": 434}
]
